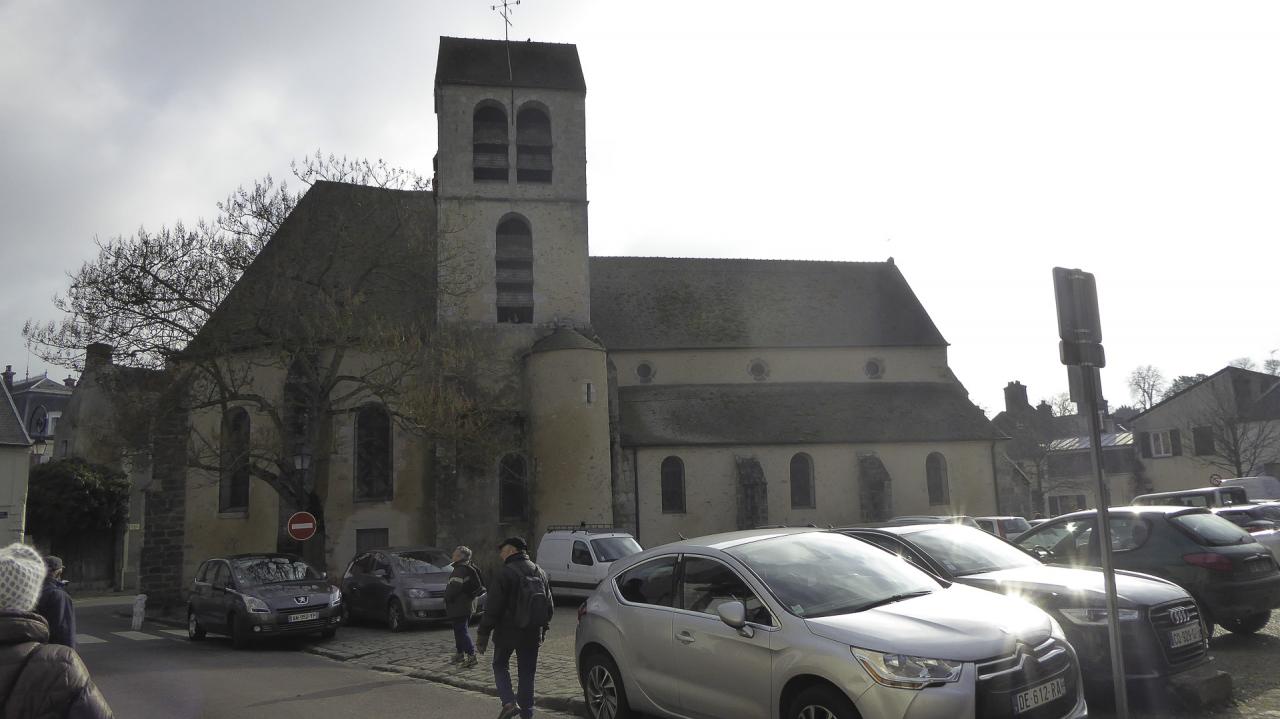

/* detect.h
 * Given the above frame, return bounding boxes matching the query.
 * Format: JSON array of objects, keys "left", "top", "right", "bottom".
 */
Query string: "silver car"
[
  {"left": 340, "top": 546, "right": 485, "bottom": 631},
  {"left": 575, "top": 528, "right": 1088, "bottom": 719}
]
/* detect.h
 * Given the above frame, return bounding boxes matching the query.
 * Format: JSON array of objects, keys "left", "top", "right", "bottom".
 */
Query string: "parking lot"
[{"left": 289, "top": 603, "right": 1280, "bottom": 718}]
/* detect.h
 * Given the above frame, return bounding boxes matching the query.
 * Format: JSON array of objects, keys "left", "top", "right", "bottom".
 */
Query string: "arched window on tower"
[
  {"left": 498, "top": 454, "right": 529, "bottom": 521},
  {"left": 926, "top": 452, "right": 950, "bottom": 506},
  {"left": 516, "top": 105, "right": 552, "bottom": 183},
  {"left": 661, "top": 456, "right": 685, "bottom": 513},
  {"left": 355, "top": 404, "right": 392, "bottom": 501},
  {"left": 790, "top": 453, "right": 815, "bottom": 509},
  {"left": 473, "top": 103, "right": 509, "bottom": 182},
  {"left": 495, "top": 217, "right": 534, "bottom": 323},
  {"left": 220, "top": 408, "right": 251, "bottom": 513}
]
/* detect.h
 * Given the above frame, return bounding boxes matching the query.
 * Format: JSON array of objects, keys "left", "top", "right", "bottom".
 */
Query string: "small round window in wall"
[
  {"left": 635, "top": 361, "right": 656, "bottom": 384},
  {"left": 864, "top": 359, "right": 884, "bottom": 379},
  {"left": 748, "top": 359, "right": 770, "bottom": 382}
]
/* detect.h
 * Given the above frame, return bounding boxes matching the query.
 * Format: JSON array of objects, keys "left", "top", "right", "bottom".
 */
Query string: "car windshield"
[
  {"left": 1000, "top": 518, "right": 1032, "bottom": 534},
  {"left": 591, "top": 537, "right": 642, "bottom": 562},
  {"left": 391, "top": 550, "right": 453, "bottom": 574},
  {"left": 905, "top": 526, "right": 1042, "bottom": 575},
  {"left": 231, "top": 557, "right": 322, "bottom": 587},
  {"left": 1173, "top": 513, "right": 1254, "bottom": 546},
  {"left": 727, "top": 532, "right": 940, "bottom": 619}
]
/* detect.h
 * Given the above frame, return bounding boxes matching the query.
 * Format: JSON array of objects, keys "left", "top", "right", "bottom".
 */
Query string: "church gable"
[
  {"left": 589, "top": 257, "right": 947, "bottom": 351},
  {"left": 435, "top": 36, "right": 586, "bottom": 92}
]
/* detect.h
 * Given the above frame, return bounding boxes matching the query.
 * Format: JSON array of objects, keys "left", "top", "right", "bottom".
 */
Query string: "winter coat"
[
  {"left": 442, "top": 562, "right": 484, "bottom": 620},
  {"left": 0, "top": 610, "right": 113, "bottom": 719},
  {"left": 36, "top": 581, "right": 76, "bottom": 649},
  {"left": 477, "top": 552, "right": 552, "bottom": 650}
]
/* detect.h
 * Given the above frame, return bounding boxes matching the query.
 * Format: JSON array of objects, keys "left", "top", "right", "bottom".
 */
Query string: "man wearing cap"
[
  {"left": 36, "top": 554, "right": 77, "bottom": 649},
  {"left": 0, "top": 543, "right": 113, "bottom": 717},
  {"left": 477, "top": 537, "right": 553, "bottom": 719}
]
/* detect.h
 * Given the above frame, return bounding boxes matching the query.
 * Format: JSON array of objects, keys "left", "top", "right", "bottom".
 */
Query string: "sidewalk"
[{"left": 304, "top": 606, "right": 584, "bottom": 715}]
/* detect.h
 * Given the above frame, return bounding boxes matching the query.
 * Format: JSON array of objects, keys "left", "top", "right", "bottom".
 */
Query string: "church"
[{"left": 139, "top": 37, "right": 1002, "bottom": 601}]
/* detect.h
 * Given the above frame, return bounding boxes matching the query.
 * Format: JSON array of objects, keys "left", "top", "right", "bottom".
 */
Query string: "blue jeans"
[
  {"left": 492, "top": 643, "right": 538, "bottom": 718},
  {"left": 453, "top": 617, "right": 475, "bottom": 655}
]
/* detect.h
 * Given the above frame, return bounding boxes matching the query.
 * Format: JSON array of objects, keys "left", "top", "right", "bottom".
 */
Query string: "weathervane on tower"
[{"left": 491, "top": 0, "right": 523, "bottom": 113}]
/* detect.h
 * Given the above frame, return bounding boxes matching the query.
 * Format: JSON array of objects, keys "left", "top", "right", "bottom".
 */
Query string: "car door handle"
[{"left": 676, "top": 630, "right": 695, "bottom": 644}]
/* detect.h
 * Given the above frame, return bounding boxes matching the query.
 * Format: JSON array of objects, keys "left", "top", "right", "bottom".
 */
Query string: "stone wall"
[{"left": 139, "top": 377, "right": 190, "bottom": 612}]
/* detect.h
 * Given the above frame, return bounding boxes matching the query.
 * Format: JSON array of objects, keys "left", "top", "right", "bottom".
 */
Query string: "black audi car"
[{"left": 841, "top": 524, "right": 1215, "bottom": 706}]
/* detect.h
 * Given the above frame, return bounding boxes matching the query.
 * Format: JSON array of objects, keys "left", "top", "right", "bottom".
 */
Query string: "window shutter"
[
  {"left": 1170, "top": 429, "right": 1182, "bottom": 456},
  {"left": 1137, "top": 432, "right": 1152, "bottom": 459}
]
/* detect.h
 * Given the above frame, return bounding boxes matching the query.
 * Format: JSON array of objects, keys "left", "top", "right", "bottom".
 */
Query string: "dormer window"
[
  {"left": 516, "top": 105, "right": 552, "bottom": 183},
  {"left": 473, "top": 103, "right": 509, "bottom": 182}
]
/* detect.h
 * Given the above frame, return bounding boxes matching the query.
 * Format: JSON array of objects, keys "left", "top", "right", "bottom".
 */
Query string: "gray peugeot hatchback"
[{"left": 187, "top": 553, "right": 342, "bottom": 648}]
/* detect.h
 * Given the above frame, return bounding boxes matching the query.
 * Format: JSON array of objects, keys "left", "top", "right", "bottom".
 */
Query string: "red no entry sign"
[{"left": 286, "top": 511, "right": 317, "bottom": 542}]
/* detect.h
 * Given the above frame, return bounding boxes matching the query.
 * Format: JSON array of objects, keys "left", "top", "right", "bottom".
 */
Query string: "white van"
[
  {"left": 1221, "top": 476, "right": 1280, "bottom": 501},
  {"left": 536, "top": 526, "right": 642, "bottom": 598}
]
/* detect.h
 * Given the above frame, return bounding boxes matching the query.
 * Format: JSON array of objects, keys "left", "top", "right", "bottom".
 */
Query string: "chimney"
[
  {"left": 1004, "top": 381, "right": 1030, "bottom": 413},
  {"left": 64, "top": 376, "right": 77, "bottom": 389},
  {"left": 84, "top": 343, "right": 114, "bottom": 372},
  {"left": 1, "top": 366, "right": 12, "bottom": 391},
  {"left": 1036, "top": 400, "right": 1054, "bottom": 421}
]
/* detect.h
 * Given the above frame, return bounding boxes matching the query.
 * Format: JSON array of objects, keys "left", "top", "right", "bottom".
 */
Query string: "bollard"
[{"left": 131, "top": 594, "right": 147, "bottom": 631}]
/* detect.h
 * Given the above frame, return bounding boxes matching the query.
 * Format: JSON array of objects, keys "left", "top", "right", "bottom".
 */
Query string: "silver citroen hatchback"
[{"left": 575, "top": 528, "right": 1087, "bottom": 719}]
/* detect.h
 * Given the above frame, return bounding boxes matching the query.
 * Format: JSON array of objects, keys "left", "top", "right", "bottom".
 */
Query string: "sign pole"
[{"left": 1052, "top": 267, "right": 1129, "bottom": 719}]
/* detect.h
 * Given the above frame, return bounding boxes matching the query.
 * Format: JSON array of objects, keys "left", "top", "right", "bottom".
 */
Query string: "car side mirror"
[
  {"left": 717, "top": 600, "right": 754, "bottom": 637},
  {"left": 1030, "top": 546, "right": 1052, "bottom": 562}
]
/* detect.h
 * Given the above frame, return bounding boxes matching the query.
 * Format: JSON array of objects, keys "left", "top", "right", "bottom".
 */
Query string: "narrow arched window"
[
  {"left": 790, "top": 453, "right": 815, "bottom": 509},
  {"left": 355, "top": 404, "right": 392, "bottom": 501},
  {"left": 926, "top": 452, "right": 950, "bottom": 506},
  {"left": 661, "top": 456, "right": 685, "bottom": 514},
  {"left": 498, "top": 454, "right": 529, "bottom": 521},
  {"left": 516, "top": 105, "right": 552, "bottom": 183},
  {"left": 495, "top": 216, "right": 533, "bottom": 323},
  {"left": 220, "top": 408, "right": 251, "bottom": 512},
  {"left": 473, "top": 103, "right": 509, "bottom": 182}
]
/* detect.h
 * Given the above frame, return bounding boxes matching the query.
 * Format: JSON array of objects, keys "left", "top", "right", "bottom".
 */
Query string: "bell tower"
[{"left": 433, "top": 37, "right": 590, "bottom": 329}]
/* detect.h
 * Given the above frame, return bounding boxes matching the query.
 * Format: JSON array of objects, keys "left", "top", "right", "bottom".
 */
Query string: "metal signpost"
[{"left": 1052, "top": 267, "right": 1129, "bottom": 718}]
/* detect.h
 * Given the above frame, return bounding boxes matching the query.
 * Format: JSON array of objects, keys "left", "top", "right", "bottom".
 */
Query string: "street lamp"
[
  {"left": 293, "top": 450, "right": 312, "bottom": 472},
  {"left": 31, "top": 439, "right": 47, "bottom": 460}
]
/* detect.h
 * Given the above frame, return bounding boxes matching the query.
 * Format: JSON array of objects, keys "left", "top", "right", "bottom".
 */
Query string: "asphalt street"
[{"left": 73, "top": 597, "right": 580, "bottom": 719}]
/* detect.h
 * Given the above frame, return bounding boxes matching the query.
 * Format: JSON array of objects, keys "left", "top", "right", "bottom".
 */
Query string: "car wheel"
[
  {"left": 1221, "top": 610, "right": 1271, "bottom": 634},
  {"left": 582, "top": 652, "right": 634, "bottom": 719},
  {"left": 788, "top": 684, "right": 859, "bottom": 719},
  {"left": 387, "top": 599, "right": 406, "bottom": 633},
  {"left": 230, "top": 613, "right": 253, "bottom": 650},
  {"left": 340, "top": 603, "right": 352, "bottom": 626},
  {"left": 187, "top": 609, "right": 206, "bottom": 641}
]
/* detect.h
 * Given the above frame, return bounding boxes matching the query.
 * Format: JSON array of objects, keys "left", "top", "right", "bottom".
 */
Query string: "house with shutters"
[
  {"left": 134, "top": 36, "right": 1004, "bottom": 607},
  {"left": 0, "top": 380, "right": 32, "bottom": 544},
  {"left": 1129, "top": 367, "right": 1280, "bottom": 492}
]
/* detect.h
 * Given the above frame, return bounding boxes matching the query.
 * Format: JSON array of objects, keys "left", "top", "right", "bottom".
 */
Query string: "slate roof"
[
  {"left": 1047, "top": 432, "right": 1134, "bottom": 452},
  {"left": 436, "top": 37, "right": 586, "bottom": 92},
  {"left": 529, "top": 328, "right": 603, "bottom": 354},
  {"left": 187, "top": 181, "right": 436, "bottom": 357},
  {"left": 10, "top": 375, "right": 72, "bottom": 396},
  {"left": 618, "top": 382, "right": 1001, "bottom": 447},
  {"left": 0, "top": 382, "right": 31, "bottom": 448},
  {"left": 590, "top": 258, "right": 947, "bottom": 351}
]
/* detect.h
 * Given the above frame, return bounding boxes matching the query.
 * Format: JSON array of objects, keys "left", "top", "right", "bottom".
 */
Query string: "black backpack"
[{"left": 512, "top": 564, "right": 552, "bottom": 629}]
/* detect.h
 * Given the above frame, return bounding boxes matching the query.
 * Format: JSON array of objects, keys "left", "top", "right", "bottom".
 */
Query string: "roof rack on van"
[{"left": 544, "top": 523, "right": 623, "bottom": 534}]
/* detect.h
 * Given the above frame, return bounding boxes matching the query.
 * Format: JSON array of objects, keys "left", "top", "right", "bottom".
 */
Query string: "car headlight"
[
  {"left": 329, "top": 586, "right": 342, "bottom": 606},
  {"left": 407, "top": 588, "right": 429, "bottom": 599},
  {"left": 853, "top": 648, "right": 963, "bottom": 689},
  {"left": 1049, "top": 616, "right": 1066, "bottom": 640},
  {"left": 1058, "top": 607, "right": 1140, "bottom": 625},
  {"left": 242, "top": 595, "right": 270, "bottom": 613}
]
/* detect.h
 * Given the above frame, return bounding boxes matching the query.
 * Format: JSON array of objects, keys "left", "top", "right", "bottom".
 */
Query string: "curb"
[{"left": 300, "top": 646, "right": 586, "bottom": 715}]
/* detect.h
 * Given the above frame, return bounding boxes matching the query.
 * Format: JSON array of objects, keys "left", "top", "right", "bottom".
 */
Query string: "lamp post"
[
  {"left": 30, "top": 439, "right": 47, "bottom": 465},
  {"left": 293, "top": 449, "right": 312, "bottom": 490}
]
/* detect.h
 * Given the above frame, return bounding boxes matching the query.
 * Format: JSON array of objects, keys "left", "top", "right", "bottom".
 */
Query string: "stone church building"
[{"left": 138, "top": 37, "right": 1002, "bottom": 603}]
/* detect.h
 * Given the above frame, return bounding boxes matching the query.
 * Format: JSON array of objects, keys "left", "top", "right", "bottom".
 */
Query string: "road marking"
[
  {"left": 76, "top": 634, "right": 106, "bottom": 644},
  {"left": 112, "top": 631, "right": 163, "bottom": 641},
  {"left": 158, "top": 629, "right": 189, "bottom": 638}
]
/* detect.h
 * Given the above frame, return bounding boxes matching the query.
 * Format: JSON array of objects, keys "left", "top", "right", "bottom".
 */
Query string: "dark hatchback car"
[
  {"left": 1014, "top": 506, "right": 1280, "bottom": 634},
  {"left": 842, "top": 524, "right": 1212, "bottom": 704},
  {"left": 341, "top": 546, "right": 486, "bottom": 631},
  {"left": 187, "top": 553, "right": 342, "bottom": 649}
]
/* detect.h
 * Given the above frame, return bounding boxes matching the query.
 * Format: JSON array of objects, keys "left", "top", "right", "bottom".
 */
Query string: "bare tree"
[
  {"left": 1181, "top": 383, "right": 1280, "bottom": 478},
  {"left": 1229, "top": 357, "right": 1258, "bottom": 372},
  {"left": 1128, "top": 365, "right": 1166, "bottom": 411},
  {"left": 1048, "top": 393, "right": 1075, "bottom": 417},
  {"left": 1163, "top": 374, "right": 1210, "bottom": 401},
  {"left": 1264, "top": 350, "right": 1279, "bottom": 377}
]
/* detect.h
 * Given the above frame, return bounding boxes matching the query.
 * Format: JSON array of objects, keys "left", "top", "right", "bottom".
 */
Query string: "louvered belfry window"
[
  {"left": 473, "top": 104, "right": 509, "bottom": 182},
  {"left": 516, "top": 106, "right": 552, "bottom": 183},
  {"left": 496, "top": 217, "right": 534, "bottom": 323}
]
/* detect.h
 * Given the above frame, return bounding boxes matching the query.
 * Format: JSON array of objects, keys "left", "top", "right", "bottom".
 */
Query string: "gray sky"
[{"left": 2, "top": 0, "right": 1278, "bottom": 415}]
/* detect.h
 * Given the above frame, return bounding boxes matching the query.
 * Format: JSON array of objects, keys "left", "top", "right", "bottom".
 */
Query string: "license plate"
[
  {"left": 1169, "top": 623, "right": 1203, "bottom": 648},
  {"left": 288, "top": 611, "right": 320, "bottom": 623},
  {"left": 1014, "top": 677, "right": 1066, "bottom": 714}
]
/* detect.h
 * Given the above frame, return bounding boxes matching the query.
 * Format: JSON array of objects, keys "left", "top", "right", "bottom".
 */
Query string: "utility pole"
[{"left": 1053, "top": 267, "right": 1128, "bottom": 719}]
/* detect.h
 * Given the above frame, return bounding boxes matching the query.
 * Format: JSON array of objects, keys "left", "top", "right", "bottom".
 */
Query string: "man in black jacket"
[
  {"left": 477, "top": 537, "right": 552, "bottom": 719},
  {"left": 36, "top": 555, "right": 76, "bottom": 648}
]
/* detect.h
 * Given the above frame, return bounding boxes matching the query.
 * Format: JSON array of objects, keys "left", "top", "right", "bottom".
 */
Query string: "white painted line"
[
  {"left": 76, "top": 634, "right": 106, "bottom": 644},
  {"left": 159, "top": 629, "right": 189, "bottom": 638},
  {"left": 112, "top": 631, "right": 163, "bottom": 641},
  {"left": 291, "top": 522, "right": 314, "bottom": 530}
]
